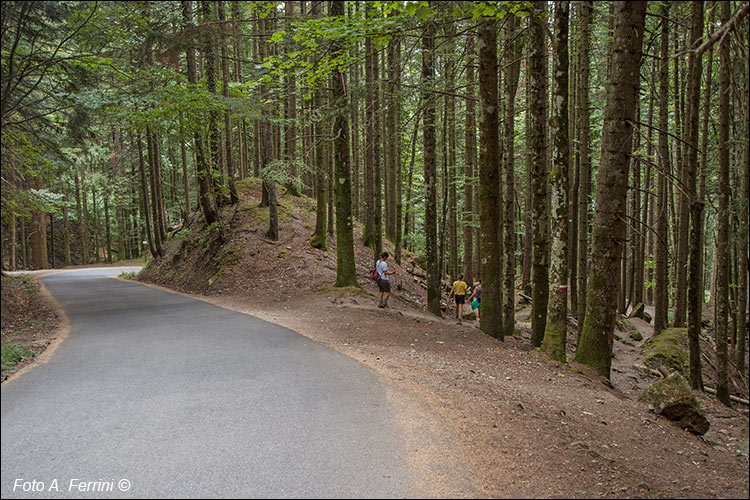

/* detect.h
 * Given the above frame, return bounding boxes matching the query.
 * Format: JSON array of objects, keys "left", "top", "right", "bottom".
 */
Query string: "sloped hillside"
[{"left": 138, "top": 178, "right": 429, "bottom": 306}]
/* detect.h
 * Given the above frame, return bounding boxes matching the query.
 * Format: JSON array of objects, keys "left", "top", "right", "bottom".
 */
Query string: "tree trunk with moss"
[
  {"left": 574, "top": 1, "right": 646, "bottom": 378},
  {"left": 577, "top": 1, "right": 592, "bottom": 333},
  {"left": 330, "top": 0, "right": 357, "bottom": 286},
  {"left": 543, "top": 1, "right": 569, "bottom": 363},
  {"left": 529, "top": 1, "right": 549, "bottom": 347},
  {"left": 478, "top": 17, "right": 502, "bottom": 338}
]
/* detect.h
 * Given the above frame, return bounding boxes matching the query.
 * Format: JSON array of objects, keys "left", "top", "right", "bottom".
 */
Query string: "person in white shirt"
[{"left": 376, "top": 252, "right": 396, "bottom": 308}]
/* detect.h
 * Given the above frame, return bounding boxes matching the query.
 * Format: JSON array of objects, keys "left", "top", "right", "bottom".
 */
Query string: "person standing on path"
[
  {"left": 448, "top": 274, "right": 468, "bottom": 324},
  {"left": 468, "top": 279, "right": 481, "bottom": 321},
  {"left": 376, "top": 252, "right": 396, "bottom": 308}
]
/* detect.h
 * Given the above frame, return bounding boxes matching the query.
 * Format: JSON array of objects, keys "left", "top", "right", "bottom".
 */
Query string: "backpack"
[{"left": 369, "top": 268, "right": 381, "bottom": 281}]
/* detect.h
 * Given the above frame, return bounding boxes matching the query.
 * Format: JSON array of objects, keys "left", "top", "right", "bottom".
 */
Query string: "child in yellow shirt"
[{"left": 448, "top": 274, "right": 468, "bottom": 324}]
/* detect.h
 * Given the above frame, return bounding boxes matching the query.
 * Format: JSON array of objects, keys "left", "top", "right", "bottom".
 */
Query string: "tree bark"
[
  {"left": 218, "top": 1, "right": 239, "bottom": 204},
  {"left": 685, "top": 0, "right": 704, "bottom": 391},
  {"left": 574, "top": 1, "right": 646, "bottom": 378},
  {"left": 330, "top": 0, "right": 357, "bottom": 287},
  {"left": 464, "top": 34, "right": 476, "bottom": 287},
  {"left": 715, "top": 1, "right": 732, "bottom": 407},
  {"left": 654, "top": 1, "right": 670, "bottom": 336},
  {"left": 530, "top": 1, "right": 549, "bottom": 347},
  {"left": 577, "top": 1, "right": 592, "bottom": 334},
  {"left": 423, "top": 11, "right": 441, "bottom": 317},
  {"left": 543, "top": 1, "right": 569, "bottom": 363},
  {"left": 137, "top": 134, "right": 158, "bottom": 259},
  {"left": 74, "top": 172, "right": 88, "bottom": 264},
  {"left": 183, "top": 0, "right": 219, "bottom": 227},
  {"left": 478, "top": 17, "right": 502, "bottom": 338}
]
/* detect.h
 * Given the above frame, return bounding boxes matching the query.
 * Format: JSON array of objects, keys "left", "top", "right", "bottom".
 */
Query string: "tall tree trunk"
[
  {"left": 137, "top": 134, "right": 158, "bottom": 259},
  {"left": 362, "top": 9, "right": 375, "bottom": 250},
  {"left": 445, "top": 18, "right": 458, "bottom": 281},
  {"left": 30, "top": 211, "right": 47, "bottom": 270},
  {"left": 464, "top": 34, "right": 476, "bottom": 287},
  {"left": 203, "top": 0, "right": 228, "bottom": 207},
  {"left": 386, "top": 20, "right": 398, "bottom": 243},
  {"left": 104, "top": 190, "right": 112, "bottom": 263},
  {"left": 631, "top": 99, "right": 643, "bottom": 308},
  {"left": 577, "top": 1, "right": 592, "bottom": 334},
  {"left": 574, "top": 1, "right": 646, "bottom": 378},
  {"left": 715, "top": 1, "right": 732, "bottom": 407},
  {"left": 390, "top": 35, "right": 402, "bottom": 263},
  {"left": 20, "top": 219, "right": 28, "bottom": 269},
  {"left": 478, "top": 17, "right": 502, "bottom": 338},
  {"left": 643, "top": 74, "right": 655, "bottom": 306},
  {"left": 10, "top": 216, "right": 18, "bottom": 270},
  {"left": 737, "top": 66, "right": 749, "bottom": 374},
  {"left": 350, "top": 5, "right": 361, "bottom": 219},
  {"left": 543, "top": 1, "right": 569, "bottom": 362},
  {"left": 654, "top": 1, "right": 670, "bottom": 335},
  {"left": 218, "top": 1, "right": 239, "bottom": 204},
  {"left": 284, "top": 0, "right": 299, "bottom": 196},
  {"left": 74, "top": 171, "right": 89, "bottom": 264},
  {"left": 370, "top": 10, "right": 382, "bottom": 260},
  {"left": 530, "top": 1, "right": 549, "bottom": 347},
  {"left": 569, "top": 4, "right": 579, "bottom": 320},
  {"left": 62, "top": 204, "right": 71, "bottom": 266},
  {"left": 685, "top": 0, "right": 704, "bottom": 391},
  {"left": 673, "top": 22, "right": 688, "bottom": 328},
  {"left": 423, "top": 11, "right": 441, "bottom": 317},
  {"left": 330, "top": 0, "right": 357, "bottom": 287},
  {"left": 145, "top": 129, "right": 164, "bottom": 257},
  {"left": 183, "top": 0, "right": 219, "bottom": 226}
]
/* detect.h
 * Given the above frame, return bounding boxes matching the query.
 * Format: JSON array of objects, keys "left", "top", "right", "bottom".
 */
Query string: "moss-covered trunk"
[
  {"left": 542, "top": 1, "right": 569, "bottom": 363},
  {"left": 330, "top": 0, "right": 357, "bottom": 287},
  {"left": 575, "top": 1, "right": 646, "bottom": 378},
  {"left": 577, "top": 1, "right": 592, "bottom": 334}
]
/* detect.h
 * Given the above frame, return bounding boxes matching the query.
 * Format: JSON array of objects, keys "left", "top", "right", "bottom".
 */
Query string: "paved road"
[{"left": 1, "top": 268, "right": 407, "bottom": 498}]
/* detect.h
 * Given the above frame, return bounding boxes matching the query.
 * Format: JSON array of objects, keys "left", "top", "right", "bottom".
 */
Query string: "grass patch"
[
  {"left": 1, "top": 342, "right": 34, "bottom": 372},
  {"left": 119, "top": 271, "right": 138, "bottom": 279}
]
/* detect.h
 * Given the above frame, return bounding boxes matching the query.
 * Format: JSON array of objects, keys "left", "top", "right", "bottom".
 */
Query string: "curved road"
[{"left": 1, "top": 268, "right": 407, "bottom": 498}]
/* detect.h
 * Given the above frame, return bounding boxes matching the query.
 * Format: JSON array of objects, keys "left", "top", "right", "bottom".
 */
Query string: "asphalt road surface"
[{"left": 1, "top": 268, "right": 408, "bottom": 498}]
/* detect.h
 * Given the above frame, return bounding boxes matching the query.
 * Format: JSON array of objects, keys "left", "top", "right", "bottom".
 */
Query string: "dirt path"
[{"left": 134, "top": 277, "right": 749, "bottom": 499}]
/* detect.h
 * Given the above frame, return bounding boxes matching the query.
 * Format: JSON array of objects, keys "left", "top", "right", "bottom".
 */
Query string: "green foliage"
[
  {"left": 119, "top": 271, "right": 138, "bottom": 280},
  {"left": 1, "top": 343, "right": 34, "bottom": 372}
]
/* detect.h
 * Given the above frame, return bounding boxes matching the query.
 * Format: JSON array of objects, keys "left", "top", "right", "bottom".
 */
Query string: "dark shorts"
[
  {"left": 378, "top": 280, "right": 391, "bottom": 293},
  {"left": 455, "top": 295, "right": 465, "bottom": 305}
]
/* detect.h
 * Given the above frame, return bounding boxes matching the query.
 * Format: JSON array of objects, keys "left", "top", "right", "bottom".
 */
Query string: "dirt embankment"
[
  {"left": 137, "top": 180, "right": 749, "bottom": 498},
  {"left": 1, "top": 273, "right": 64, "bottom": 382}
]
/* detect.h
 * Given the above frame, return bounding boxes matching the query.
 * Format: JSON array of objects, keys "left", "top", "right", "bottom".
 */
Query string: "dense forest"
[{"left": 1, "top": 0, "right": 748, "bottom": 398}]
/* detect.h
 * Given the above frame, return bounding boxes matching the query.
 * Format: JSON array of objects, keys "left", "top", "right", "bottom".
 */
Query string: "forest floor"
[{"left": 134, "top": 179, "right": 749, "bottom": 498}]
